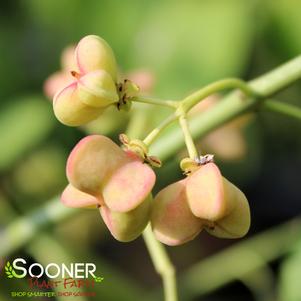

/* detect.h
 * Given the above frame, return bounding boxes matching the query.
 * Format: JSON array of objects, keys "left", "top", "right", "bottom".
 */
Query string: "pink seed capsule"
[
  {"left": 151, "top": 179, "right": 203, "bottom": 246},
  {"left": 52, "top": 35, "right": 119, "bottom": 126},
  {"left": 151, "top": 162, "right": 250, "bottom": 245},
  {"left": 62, "top": 135, "right": 156, "bottom": 242}
]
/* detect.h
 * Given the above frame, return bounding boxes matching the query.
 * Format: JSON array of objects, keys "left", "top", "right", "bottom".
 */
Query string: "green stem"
[
  {"left": 178, "top": 115, "right": 199, "bottom": 159},
  {"left": 249, "top": 55, "right": 301, "bottom": 96},
  {"left": 143, "top": 78, "right": 254, "bottom": 150},
  {"left": 141, "top": 55, "right": 301, "bottom": 156},
  {"left": 150, "top": 55, "right": 301, "bottom": 160},
  {"left": 180, "top": 78, "right": 255, "bottom": 114},
  {"left": 143, "top": 114, "right": 177, "bottom": 146},
  {"left": 126, "top": 110, "right": 178, "bottom": 301},
  {"left": 179, "top": 217, "right": 301, "bottom": 299},
  {"left": 125, "top": 107, "right": 150, "bottom": 139},
  {"left": 131, "top": 96, "right": 179, "bottom": 109},
  {"left": 262, "top": 99, "right": 301, "bottom": 121},
  {"left": 240, "top": 265, "right": 275, "bottom": 301},
  {"left": 143, "top": 224, "right": 178, "bottom": 301}
]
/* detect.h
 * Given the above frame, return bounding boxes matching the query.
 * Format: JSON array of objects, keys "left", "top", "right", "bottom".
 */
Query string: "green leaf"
[
  {"left": 94, "top": 276, "right": 104, "bottom": 283},
  {"left": 131, "top": 0, "right": 255, "bottom": 97},
  {"left": 10, "top": 144, "right": 67, "bottom": 207},
  {"left": 279, "top": 249, "right": 301, "bottom": 301},
  {"left": 0, "top": 96, "right": 55, "bottom": 171},
  {"left": 267, "top": 0, "right": 301, "bottom": 57},
  {"left": 23, "top": 0, "right": 82, "bottom": 34},
  {"left": 4, "top": 261, "right": 15, "bottom": 278}
]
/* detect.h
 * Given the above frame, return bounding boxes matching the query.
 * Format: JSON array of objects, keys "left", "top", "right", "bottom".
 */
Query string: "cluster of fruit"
[{"left": 50, "top": 35, "right": 250, "bottom": 245}]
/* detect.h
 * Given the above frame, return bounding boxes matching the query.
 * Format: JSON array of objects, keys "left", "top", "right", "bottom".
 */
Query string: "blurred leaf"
[
  {"left": 0, "top": 192, "right": 15, "bottom": 225},
  {"left": 22, "top": 0, "right": 153, "bottom": 62},
  {"left": 0, "top": 96, "right": 55, "bottom": 171},
  {"left": 0, "top": 29, "right": 26, "bottom": 98},
  {"left": 74, "top": 0, "right": 154, "bottom": 62},
  {"left": 21, "top": 0, "right": 82, "bottom": 34},
  {"left": 267, "top": 0, "right": 301, "bottom": 57},
  {"left": 131, "top": 0, "right": 255, "bottom": 97},
  {"left": 82, "top": 106, "right": 129, "bottom": 136},
  {"left": 279, "top": 245, "right": 301, "bottom": 301},
  {"left": 218, "top": 117, "right": 263, "bottom": 185},
  {"left": 10, "top": 144, "right": 67, "bottom": 205},
  {"left": 55, "top": 210, "right": 104, "bottom": 248}
]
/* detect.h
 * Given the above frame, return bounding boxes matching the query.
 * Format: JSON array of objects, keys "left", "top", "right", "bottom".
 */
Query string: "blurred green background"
[{"left": 0, "top": 0, "right": 301, "bottom": 300}]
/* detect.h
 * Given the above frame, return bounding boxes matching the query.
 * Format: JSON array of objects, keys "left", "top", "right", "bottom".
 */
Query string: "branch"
[
  {"left": 0, "top": 198, "right": 78, "bottom": 257},
  {"left": 262, "top": 100, "right": 301, "bottom": 121},
  {"left": 143, "top": 224, "right": 178, "bottom": 301},
  {"left": 150, "top": 55, "right": 301, "bottom": 160}
]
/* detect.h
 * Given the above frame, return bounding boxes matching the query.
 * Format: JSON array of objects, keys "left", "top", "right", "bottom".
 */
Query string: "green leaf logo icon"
[
  {"left": 93, "top": 276, "right": 104, "bottom": 283},
  {"left": 5, "top": 262, "right": 15, "bottom": 278}
]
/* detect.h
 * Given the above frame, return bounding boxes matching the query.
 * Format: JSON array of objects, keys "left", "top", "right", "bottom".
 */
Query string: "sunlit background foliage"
[{"left": 0, "top": 0, "right": 301, "bottom": 300}]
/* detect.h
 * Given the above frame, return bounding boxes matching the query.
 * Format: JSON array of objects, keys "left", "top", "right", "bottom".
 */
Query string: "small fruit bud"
[
  {"left": 62, "top": 135, "right": 156, "bottom": 241},
  {"left": 128, "top": 139, "right": 148, "bottom": 158},
  {"left": 119, "top": 135, "right": 149, "bottom": 160},
  {"left": 122, "top": 79, "right": 139, "bottom": 98},
  {"left": 180, "top": 157, "right": 199, "bottom": 174}
]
